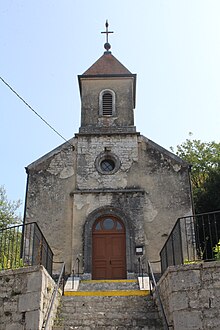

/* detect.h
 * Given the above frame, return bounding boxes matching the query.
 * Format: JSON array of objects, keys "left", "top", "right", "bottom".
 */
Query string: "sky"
[{"left": 1, "top": 1, "right": 220, "bottom": 214}]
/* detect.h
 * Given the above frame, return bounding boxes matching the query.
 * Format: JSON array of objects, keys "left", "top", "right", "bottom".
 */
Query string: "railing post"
[
  {"left": 62, "top": 264, "right": 65, "bottom": 295},
  {"left": 141, "top": 264, "right": 144, "bottom": 289},
  {"left": 77, "top": 257, "right": 80, "bottom": 277},
  {"left": 39, "top": 240, "right": 43, "bottom": 265},
  {"left": 31, "top": 223, "right": 36, "bottom": 266},
  {"left": 72, "top": 268, "right": 74, "bottom": 290},
  {"left": 147, "top": 260, "right": 170, "bottom": 330},
  {"left": 138, "top": 257, "right": 141, "bottom": 277}
]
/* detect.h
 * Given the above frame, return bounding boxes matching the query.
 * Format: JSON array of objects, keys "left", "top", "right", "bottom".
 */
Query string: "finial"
[{"left": 101, "top": 20, "right": 114, "bottom": 52}]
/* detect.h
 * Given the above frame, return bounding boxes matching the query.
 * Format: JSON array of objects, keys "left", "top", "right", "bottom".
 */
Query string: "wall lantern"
[{"left": 135, "top": 246, "right": 144, "bottom": 256}]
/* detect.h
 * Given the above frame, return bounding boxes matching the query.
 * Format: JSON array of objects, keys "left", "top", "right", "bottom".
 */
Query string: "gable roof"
[
  {"left": 83, "top": 52, "right": 132, "bottom": 75},
  {"left": 26, "top": 138, "right": 76, "bottom": 172},
  {"left": 141, "top": 136, "right": 190, "bottom": 167}
]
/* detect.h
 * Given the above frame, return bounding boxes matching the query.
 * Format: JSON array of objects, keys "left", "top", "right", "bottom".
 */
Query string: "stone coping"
[
  {"left": 158, "top": 260, "right": 220, "bottom": 285},
  {"left": 0, "top": 264, "right": 45, "bottom": 277}
]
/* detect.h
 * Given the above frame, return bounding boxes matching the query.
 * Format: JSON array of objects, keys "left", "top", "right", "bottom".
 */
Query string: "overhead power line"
[{"left": 0, "top": 76, "right": 73, "bottom": 148}]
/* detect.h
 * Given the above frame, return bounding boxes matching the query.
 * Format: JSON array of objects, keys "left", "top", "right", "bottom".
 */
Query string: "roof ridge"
[{"left": 83, "top": 52, "right": 132, "bottom": 75}]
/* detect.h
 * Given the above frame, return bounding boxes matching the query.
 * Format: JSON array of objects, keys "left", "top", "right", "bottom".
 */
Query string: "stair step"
[
  {"left": 64, "top": 289, "right": 149, "bottom": 296},
  {"left": 77, "top": 279, "right": 140, "bottom": 292},
  {"left": 54, "top": 279, "right": 164, "bottom": 329}
]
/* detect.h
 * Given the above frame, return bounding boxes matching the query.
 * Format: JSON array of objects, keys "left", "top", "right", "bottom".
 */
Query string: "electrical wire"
[{"left": 0, "top": 76, "right": 74, "bottom": 148}]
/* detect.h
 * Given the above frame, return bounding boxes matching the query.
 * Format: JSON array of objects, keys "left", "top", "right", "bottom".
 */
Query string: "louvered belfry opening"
[{"left": 102, "top": 92, "right": 113, "bottom": 115}]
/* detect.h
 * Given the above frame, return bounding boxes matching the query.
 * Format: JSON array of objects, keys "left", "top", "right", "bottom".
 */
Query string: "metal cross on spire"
[{"left": 101, "top": 20, "right": 114, "bottom": 52}]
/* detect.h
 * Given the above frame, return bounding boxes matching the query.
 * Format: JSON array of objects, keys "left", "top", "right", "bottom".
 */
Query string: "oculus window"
[{"left": 95, "top": 152, "right": 120, "bottom": 175}]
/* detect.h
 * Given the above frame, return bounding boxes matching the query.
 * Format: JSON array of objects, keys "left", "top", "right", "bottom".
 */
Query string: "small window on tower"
[
  {"left": 99, "top": 89, "right": 116, "bottom": 116},
  {"left": 103, "top": 92, "right": 113, "bottom": 115}
]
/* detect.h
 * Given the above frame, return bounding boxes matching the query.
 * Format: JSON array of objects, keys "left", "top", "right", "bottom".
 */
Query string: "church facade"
[{"left": 24, "top": 32, "right": 193, "bottom": 278}]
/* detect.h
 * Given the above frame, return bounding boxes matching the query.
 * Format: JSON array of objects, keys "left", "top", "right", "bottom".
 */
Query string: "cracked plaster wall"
[
  {"left": 25, "top": 144, "right": 76, "bottom": 272},
  {"left": 25, "top": 133, "right": 192, "bottom": 274}
]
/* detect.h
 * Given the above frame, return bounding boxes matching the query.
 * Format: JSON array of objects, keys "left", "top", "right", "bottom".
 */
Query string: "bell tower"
[{"left": 78, "top": 21, "right": 137, "bottom": 134}]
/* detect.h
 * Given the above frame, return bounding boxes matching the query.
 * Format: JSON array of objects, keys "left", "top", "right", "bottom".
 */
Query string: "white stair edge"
[
  {"left": 64, "top": 276, "right": 80, "bottom": 291},
  {"left": 138, "top": 276, "right": 150, "bottom": 290}
]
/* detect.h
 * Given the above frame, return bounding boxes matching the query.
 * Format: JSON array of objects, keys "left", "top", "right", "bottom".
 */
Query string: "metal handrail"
[
  {"left": 0, "top": 222, "right": 53, "bottom": 275},
  {"left": 137, "top": 257, "right": 145, "bottom": 289},
  {"left": 147, "top": 260, "right": 171, "bottom": 330},
  {"left": 42, "top": 262, "right": 65, "bottom": 330},
  {"left": 160, "top": 210, "right": 220, "bottom": 274},
  {"left": 72, "top": 257, "right": 80, "bottom": 289}
]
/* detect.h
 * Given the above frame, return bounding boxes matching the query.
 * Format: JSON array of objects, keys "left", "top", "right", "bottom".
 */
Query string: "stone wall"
[
  {"left": 79, "top": 77, "right": 136, "bottom": 133},
  {"left": 25, "top": 131, "right": 192, "bottom": 275},
  {"left": 0, "top": 265, "right": 60, "bottom": 330},
  {"left": 76, "top": 134, "right": 139, "bottom": 190},
  {"left": 158, "top": 261, "right": 220, "bottom": 330},
  {"left": 25, "top": 140, "right": 76, "bottom": 272}
]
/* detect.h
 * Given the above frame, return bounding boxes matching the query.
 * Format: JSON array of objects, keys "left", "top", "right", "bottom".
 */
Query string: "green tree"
[
  {"left": 0, "top": 186, "right": 23, "bottom": 270},
  {"left": 0, "top": 185, "right": 22, "bottom": 229},
  {"left": 194, "top": 168, "right": 220, "bottom": 213},
  {"left": 171, "top": 134, "right": 220, "bottom": 213}
]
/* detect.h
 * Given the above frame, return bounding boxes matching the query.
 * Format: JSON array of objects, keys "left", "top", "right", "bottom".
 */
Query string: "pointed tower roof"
[
  {"left": 83, "top": 52, "right": 132, "bottom": 75},
  {"left": 77, "top": 21, "right": 137, "bottom": 134},
  {"left": 82, "top": 20, "right": 132, "bottom": 76}
]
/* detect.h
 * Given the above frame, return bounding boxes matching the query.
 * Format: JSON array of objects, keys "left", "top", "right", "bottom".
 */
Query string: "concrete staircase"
[{"left": 53, "top": 279, "right": 164, "bottom": 330}]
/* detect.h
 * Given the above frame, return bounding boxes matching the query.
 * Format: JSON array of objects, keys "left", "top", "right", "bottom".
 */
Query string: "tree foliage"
[
  {"left": 171, "top": 134, "right": 220, "bottom": 213},
  {"left": 0, "top": 186, "right": 23, "bottom": 270},
  {"left": 0, "top": 186, "right": 22, "bottom": 229},
  {"left": 194, "top": 168, "right": 220, "bottom": 213}
]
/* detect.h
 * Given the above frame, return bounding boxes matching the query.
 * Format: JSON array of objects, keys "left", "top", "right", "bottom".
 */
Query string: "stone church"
[{"left": 24, "top": 24, "right": 192, "bottom": 279}]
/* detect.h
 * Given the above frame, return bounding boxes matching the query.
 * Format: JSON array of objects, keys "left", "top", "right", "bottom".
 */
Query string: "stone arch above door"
[{"left": 83, "top": 206, "right": 134, "bottom": 276}]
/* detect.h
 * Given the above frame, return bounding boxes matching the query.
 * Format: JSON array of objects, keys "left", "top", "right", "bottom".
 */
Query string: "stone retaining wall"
[
  {"left": 158, "top": 261, "right": 220, "bottom": 330},
  {"left": 0, "top": 265, "right": 60, "bottom": 330}
]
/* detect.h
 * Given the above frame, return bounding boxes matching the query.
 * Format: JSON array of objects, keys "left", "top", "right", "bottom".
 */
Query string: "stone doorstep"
[
  {"left": 64, "top": 278, "right": 149, "bottom": 293},
  {"left": 64, "top": 278, "right": 150, "bottom": 296},
  {"left": 64, "top": 289, "right": 150, "bottom": 296},
  {"left": 80, "top": 279, "right": 137, "bottom": 283},
  {"left": 53, "top": 325, "right": 157, "bottom": 330}
]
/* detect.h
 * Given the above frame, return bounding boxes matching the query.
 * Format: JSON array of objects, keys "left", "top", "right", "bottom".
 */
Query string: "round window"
[
  {"left": 95, "top": 152, "right": 120, "bottom": 175},
  {"left": 100, "top": 159, "right": 115, "bottom": 172}
]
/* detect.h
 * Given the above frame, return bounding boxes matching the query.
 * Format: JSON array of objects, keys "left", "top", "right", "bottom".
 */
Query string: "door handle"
[{"left": 110, "top": 260, "right": 111, "bottom": 265}]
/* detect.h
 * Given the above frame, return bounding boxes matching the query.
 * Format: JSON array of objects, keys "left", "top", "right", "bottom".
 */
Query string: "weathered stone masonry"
[
  {"left": 0, "top": 265, "right": 60, "bottom": 330},
  {"left": 158, "top": 261, "right": 220, "bottom": 330},
  {"left": 24, "top": 48, "right": 193, "bottom": 277},
  {"left": 25, "top": 132, "right": 192, "bottom": 275}
]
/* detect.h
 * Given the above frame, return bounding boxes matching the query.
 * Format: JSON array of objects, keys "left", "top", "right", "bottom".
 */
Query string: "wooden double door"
[{"left": 92, "top": 216, "right": 126, "bottom": 280}]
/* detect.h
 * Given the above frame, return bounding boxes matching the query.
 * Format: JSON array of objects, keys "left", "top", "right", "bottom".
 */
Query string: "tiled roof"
[{"left": 83, "top": 52, "right": 131, "bottom": 75}]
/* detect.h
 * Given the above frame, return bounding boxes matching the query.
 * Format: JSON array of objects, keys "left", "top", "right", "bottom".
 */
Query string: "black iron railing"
[
  {"left": 0, "top": 222, "right": 53, "bottom": 275},
  {"left": 42, "top": 262, "right": 65, "bottom": 330},
  {"left": 160, "top": 211, "right": 220, "bottom": 274},
  {"left": 72, "top": 257, "right": 80, "bottom": 289},
  {"left": 147, "top": 260, "right": 171, "bottom": 329}
]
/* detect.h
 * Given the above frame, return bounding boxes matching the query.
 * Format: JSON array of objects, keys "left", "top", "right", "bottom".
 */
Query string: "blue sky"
[{"left": 1, "top": 1, "right": 220, "bottom": 212}]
